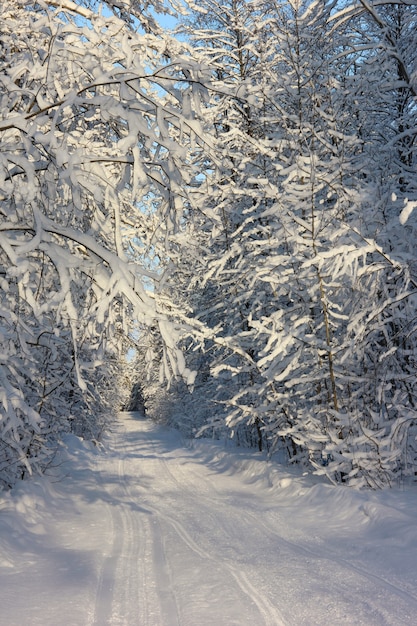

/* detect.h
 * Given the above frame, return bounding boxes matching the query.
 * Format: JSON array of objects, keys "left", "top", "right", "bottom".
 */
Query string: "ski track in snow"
[
  {"left": 153, "top": 439, "right": 286, "bottom": 626},
  {"left": 1, "top": 411, "right": 417, "bottom": 626},
  {"left": 93, "top": 416, "right": 283, "bottom": 626}
]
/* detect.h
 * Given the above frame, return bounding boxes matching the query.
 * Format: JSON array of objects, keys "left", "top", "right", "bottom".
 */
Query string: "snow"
[
  {"left": 399, "top": 199, "right": 417, "bottom": 225},
  {"left": 1, "top": 412, "right": 417, "bottom": 625}
]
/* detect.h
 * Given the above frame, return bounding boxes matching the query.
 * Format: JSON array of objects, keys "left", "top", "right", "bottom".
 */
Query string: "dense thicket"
[
  {"left": 139, "top": 0, "right": 417, "bottom": 487},
  {"left": 1, "top": 0, "right": 416, "bottom": 488},
  {"left": 0, "top": 0, "right": 208, "bottom": 487}
]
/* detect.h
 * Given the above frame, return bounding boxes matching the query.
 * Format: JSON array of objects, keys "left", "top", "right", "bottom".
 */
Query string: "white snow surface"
[{"left": 1, "top": 412, "right": 417, "bottom": 626}]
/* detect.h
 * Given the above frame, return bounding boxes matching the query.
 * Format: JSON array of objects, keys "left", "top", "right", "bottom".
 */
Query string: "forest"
[{"left": 0, "top": 0, "right": 416, "bottom": 489}]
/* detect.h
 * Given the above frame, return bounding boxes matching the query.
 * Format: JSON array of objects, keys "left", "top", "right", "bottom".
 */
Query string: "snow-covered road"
[{"left": 1, "top": 412, "right": 417, "bottom": 625}]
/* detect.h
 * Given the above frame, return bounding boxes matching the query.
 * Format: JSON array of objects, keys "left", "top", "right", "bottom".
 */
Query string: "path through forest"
[{"left": 1, "top": 412, "right": 417, "bottom": 625}]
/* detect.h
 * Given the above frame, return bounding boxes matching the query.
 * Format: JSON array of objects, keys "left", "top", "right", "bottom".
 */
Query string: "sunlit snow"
[{"left": 1, "top": 412, "right": 417, "bottom": 625}]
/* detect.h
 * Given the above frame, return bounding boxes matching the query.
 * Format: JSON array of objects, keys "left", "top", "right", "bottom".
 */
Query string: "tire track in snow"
[
  {"left": 151, "top": 440, "right": 287, "bottom": 626},
  {"left": 94, "top": 416, "right": 416, "bottom": 625},
  {"left": 92, "top": 428, "right": 148, "bottom": 625},
  {"left": 149, "top": 516, "right": 181, "bottom": 626},
  {"left": 94, "top": 420, "right": 181, "bottom": 626},
  {"left": 116, "top": 448, "right": 181, "bottom": 626},
  {"left": 111, "top": 457, "right": 147, "bottom": 626},
  {"left": 244, "top": 506, "right": 417, "bottom": 611},
  {"left": 149, "top": 505, "right": 286, "bottom": 626},
  {"left": 92, "top": 504, "right": 124, "bottom": 626},
  {"left": 152, "top": 434, "right": 417, "bottom": 623},
  {"left": 168, "top": 441, "right": 417, "bottom": 611},
  {"left": 92, "top": 456, "right": 125, "bottom": 626}
]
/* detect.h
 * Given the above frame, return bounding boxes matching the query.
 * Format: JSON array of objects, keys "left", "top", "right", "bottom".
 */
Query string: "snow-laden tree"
[
  {"left": 160, "top": 0, "right": 417, "bottom": 487},
  {"left": 331, "top": 0, "right": 417, "bottom": 198},
  {"left": 323, "top": 0, "right": 417, "bottom": 485},
  {"left": 167, "top": 1, "right": 353, "bottom": 454},
  {"left": 3, "top": 0, "right": 415, "bottom": 489},
  {"left": 154, "top": 0, "right": 276, "bottom": 449},
  {"left": 116, "top": 0, "right": 417, "bottom": 486},
  {"left": 0, "top": 0, "right": 212, "bottom": 487}
]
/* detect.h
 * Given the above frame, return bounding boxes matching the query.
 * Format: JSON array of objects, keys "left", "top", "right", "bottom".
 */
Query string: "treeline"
[
  {"left": 134, "top": 0, "right": 417, "bottom": 488},
  {"left": 0, "top": 1, "right": 416, "bottom": 488}
]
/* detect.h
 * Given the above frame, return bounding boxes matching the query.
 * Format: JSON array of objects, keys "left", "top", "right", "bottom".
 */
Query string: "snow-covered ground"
[{"left": 1, "top": 412, "right": 417, "bottom": 626}]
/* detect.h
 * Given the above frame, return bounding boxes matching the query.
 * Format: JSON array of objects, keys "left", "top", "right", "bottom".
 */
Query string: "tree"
[
  {"left": 0, "top": 0, "right": 211, "bottom": 487},
  {"left": 164, "top": 0, "right": 276, "bottom": 449},
  {"left": 166, "top": 0, "right": 417, "bottom": 487},
  {"left": 3, "top": 0, "right": 416, "bottom": 489}
]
